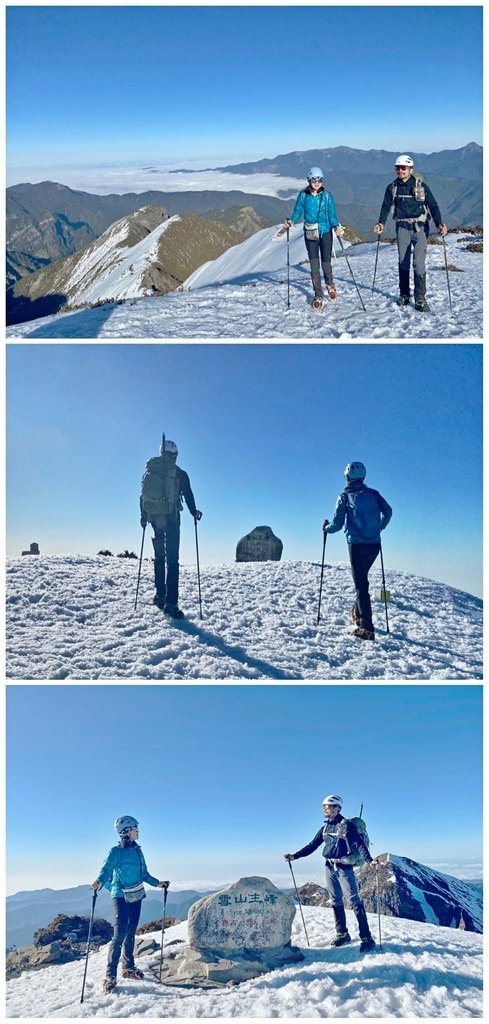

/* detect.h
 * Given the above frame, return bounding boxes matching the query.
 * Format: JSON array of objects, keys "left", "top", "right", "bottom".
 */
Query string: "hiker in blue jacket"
[
  {"left": 374, "top": 154, "right": 448, "bottom": 312},
  {"left": 285, "top": 166, "right": 345, "bottom": 309},
  {"left": 285, "top": 794, "right": 376, "bottom": 952},
  {"left": 91, "top": 815, "right": 169, "bottom": 993},
  {"left": 323, "top": 461, "right": 392, "bottom": 641}
]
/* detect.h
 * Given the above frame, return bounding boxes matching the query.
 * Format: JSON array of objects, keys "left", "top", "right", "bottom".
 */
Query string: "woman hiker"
[
  {"left": 285, "top": 166, "right": 344, "bottom": 309},
  {"left": 91, "top": 815, "right": 169, "bottom": 993}
]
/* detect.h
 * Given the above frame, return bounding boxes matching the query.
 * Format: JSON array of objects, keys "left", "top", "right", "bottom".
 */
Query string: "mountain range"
[{"left": 7, "top": 853, "right": 482, "bottom": 952}]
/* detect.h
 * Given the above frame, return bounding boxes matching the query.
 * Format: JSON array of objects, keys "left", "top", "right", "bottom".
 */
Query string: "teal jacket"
[
  {"left": 96, "top": 842, "right": 160, "bottom": 899},
  {"left": 325, "top": 480, "right": 392, "bottom": 544},
  {"left": 290, "top": 187, "right": 339, "bottom": 235}
]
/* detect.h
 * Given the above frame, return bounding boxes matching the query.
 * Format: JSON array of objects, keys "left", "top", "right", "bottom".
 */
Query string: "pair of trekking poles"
[
  {"left": 317, "top": 531, "right": 390, "bottom": 634},
  {"left": 286, "top": 856, "right": 383, "bottom": 950},
  {"left": 371, "top": 232, "right": 453, "bottom": 314},
  {"left": 134, "top": 520, "right": 203, "bottom": 619},
  {"left": 80, "top": 884, "right": 169, "bottom": 1003}
]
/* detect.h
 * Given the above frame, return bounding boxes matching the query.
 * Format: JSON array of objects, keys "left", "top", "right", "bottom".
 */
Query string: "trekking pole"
[
  {"left": 134, "top": 523, "right": 146, "bottom": 611},
  {"left": 194, "top": 518, "right": 203, "bottom": 620},
  {"left": 371, "top": 235, "right": 381, "bottom": 294},
  {"left": 286, "top": 230, "right": 290, "bottom": 309},
  {"left": 158, "top": 883, "right": 169, "bottom": 982},
  {"left": 287, "top": 860, "right": 310, "bottom": 947},
  {"left": 379, "top": 541, "right": 390, "bottom": 634},
  {"left": 337, "top": 235, "right": 366, "bottom": 311},
  {"left": 80, "top": 888, "right": 97, "bottom": 1003},
  {"left": 375, "top": 863, "right": 382, "bottom": 949},
  {"left": 441, "top": 233, "right": 454, "bottom": 315},
  {"left": 317, "top": 529, "right": 327, "bottom": 624}
]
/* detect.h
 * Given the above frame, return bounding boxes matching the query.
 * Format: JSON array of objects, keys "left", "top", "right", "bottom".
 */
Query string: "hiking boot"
[
  {"left": 312, "top": 296, "right": 324, "bottom": 310},
  {"left": 414, "top": 298, "right": 431, "bottom": 312},
  {"left": 331, "top": 905, "right": 351, "bottom": 947},
  {"left": 122, "top": 968, "right": 144, "bottom": 980},
  {"left": 351, "top": 605, "right": 361, "bottom": 625},
  {"left": 359, "top": 936, "right": 376, "bottom": 953},
  {"left": 330, "top": 932, "right": 351, "bottom": 947},
  {"left": 164, "top": 603, "right": 184, "bottom": 619},
  {"left": 327, "top": 284, "right": 337, "bottom": 300},
  {"left": 396, "top": 295, "right": 410, "bottom": 306},
  {"left": 103, "top": 976, "right": 117, "bottom": 993},
  {"left": 352, "top": 627, "right": 375, "bottom": 641}
]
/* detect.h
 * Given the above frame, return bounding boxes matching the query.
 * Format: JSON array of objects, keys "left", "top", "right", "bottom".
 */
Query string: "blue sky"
[
  {"left": 6, "top": 684, "right": 482, "bottom": 893},
  {"left": 7, "top": 5, "right": 482, "bottom": 173},
  {"left": 6, "top": 343, "right": 482, "bottom": 596}
]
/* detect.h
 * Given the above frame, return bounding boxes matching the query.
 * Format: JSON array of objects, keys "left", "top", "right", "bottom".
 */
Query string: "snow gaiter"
[
  {"left": 321, "top": 260, "right": 333, "bottom": 286},
  {"left": 414, "top": 271, "right": 427, "bottom": 301},
  {"left": 310, "top": 257, "right": 323, "bottom": 298},
  {"left": 352, "top": 901, "right": 372, "bottom": 940}
]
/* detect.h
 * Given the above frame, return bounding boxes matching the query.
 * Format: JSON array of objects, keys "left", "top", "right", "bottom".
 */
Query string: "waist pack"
[
  {"left": 305, "top": 222, "right": 319, "bottom": 240},
  {"left": 141, "top": 453, "right": 178, "bottom": 524},
  {"left": 122, "top": 882, "right": 146, "bottom": 903}
]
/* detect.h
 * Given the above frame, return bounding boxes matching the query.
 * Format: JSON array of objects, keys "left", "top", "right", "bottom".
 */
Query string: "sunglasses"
[
  {"left": 396, "top": 165, "right": 408, "bottom": 170},
  {"left": 311, "top": 177, "right": 323, "bottom": 182}
]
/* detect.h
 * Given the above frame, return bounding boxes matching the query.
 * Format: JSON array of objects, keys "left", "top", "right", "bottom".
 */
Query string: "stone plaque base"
[{"left": 149, "top": 941, "right": 303, "bottom": 988}]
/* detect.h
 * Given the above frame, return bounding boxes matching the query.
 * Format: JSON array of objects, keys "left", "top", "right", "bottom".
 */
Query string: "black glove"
[
  {"left": 323, "top": 519, "right": 330, "bottom": 532},
  {"left": 194, "top": 510, "right": 202, "bottom": 521},
  {"left": 140, "top": 513, "right": 148, "bottom": 529}
]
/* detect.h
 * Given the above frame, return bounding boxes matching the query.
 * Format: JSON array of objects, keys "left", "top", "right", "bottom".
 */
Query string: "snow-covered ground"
[
  {"left": 6, "top": 557, "right": 482, "bottom": 680},
  {"left": 6, "top": 227, "right": 481, "bottom": 338},
  {"left": 5, "top": 907, "right": 483, "bottom": 1018}
]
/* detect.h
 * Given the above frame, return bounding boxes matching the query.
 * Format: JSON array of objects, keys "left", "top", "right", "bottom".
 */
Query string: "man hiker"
[
  {"left": 140, "top": 437, "right": 202, "bottom": 618},
  {"left": 284, "top": 794, "right": 376, "bottom": 953},
  {"left": 323, "top": 461, "right": 392, "bottom": 641},
  {"left": 374, "top": 153, "right": 448, "bottom": 311}
]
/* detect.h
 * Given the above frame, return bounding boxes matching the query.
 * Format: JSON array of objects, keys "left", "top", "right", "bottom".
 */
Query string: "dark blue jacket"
[
  {"left": 325, "top": 479, "right": 392, "bottom": 545},
  {"left": 378, "top": 174, "right": 443, "bottom": 227},
  {"left": 293, "top": 814, "right": 371, "bottom": 864}
]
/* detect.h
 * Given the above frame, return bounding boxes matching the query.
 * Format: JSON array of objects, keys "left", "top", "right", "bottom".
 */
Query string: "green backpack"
[
  {"left": 338, "top": 816, "right": 370, "bottom": 866},
  {"left": 141, "top": 453, "right": 178, "bottom": 526}
]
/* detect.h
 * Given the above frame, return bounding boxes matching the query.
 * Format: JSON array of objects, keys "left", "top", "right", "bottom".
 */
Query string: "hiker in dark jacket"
[
  {"left": 374, "top": 153, "right": 447, "bottom": 312},
  {"left": 91, "top": 815, "right": 169, "bottom": 993},
  {"left": 140, "top": 437, "right": 202, "bottom": 618},
  {"left": 285, "top": 166, "right": 345, "bottom": 309},
  {"left": 323, "top": 461, "right": 392, "bottom": 641},
  {"left": 284, "top": 794, "right": 376, "bottom": 953}
]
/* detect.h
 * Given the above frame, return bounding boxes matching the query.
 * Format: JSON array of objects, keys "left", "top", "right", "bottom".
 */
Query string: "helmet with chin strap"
[
  {"left": 344, "top": 461, "right": 366, "bottom": 482},
  {"left": 307, "top": 166, "right": 324, "bottom": 180},
  {"left": 114, "top": 815, "right": 139, "bottom": 835},
  {"left": 395, "top": 154, "right": 414, "bottom": 167}
]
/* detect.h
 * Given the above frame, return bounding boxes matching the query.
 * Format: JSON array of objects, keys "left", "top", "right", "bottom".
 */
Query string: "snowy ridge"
[
  {"left": 6, "top": 557, "right": 482, "bottom": 679},
  {"left": 5, "top": 908, "right": 483, "bottom": 1018},
  {"left": 382, "top": 855, "right": 482, "bottom": 931},
  {"left": 6, "top": 225, "right": 482, "bottom": 338}
]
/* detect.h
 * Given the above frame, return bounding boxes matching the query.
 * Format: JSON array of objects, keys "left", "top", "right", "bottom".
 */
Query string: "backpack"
[
  {"left": 337, "top": 816, "right": 370, "bottom": 866},
  {"left": 390, "top": 176, "right": 429, "bottom": 223},
  {"left": 141, "top": 453, "right": 178, "bottom": 525}
]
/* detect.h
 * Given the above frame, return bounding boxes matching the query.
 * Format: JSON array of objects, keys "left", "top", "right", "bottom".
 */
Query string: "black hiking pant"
[
  {"left": 151, "top": 513, "right": 180, "bottom": 605},
  {"left": 348, "top": 542, "right": 381, "bottom": 633},
  {"left": 305, "top": 230, "right": 334, "bottom": 287},
  {"left": 106, "top": 898, "right": 142, "bottom": 977}
]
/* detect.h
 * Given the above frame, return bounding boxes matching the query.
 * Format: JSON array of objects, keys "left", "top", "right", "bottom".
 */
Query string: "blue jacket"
[
  {"left": 325, "top": 479, "right": 392, "bottom": 544},
  {"left": 96, "top": 842, "right": 160, "bottom": 899},
  {"left": 290, "top": 187, "right": 339, "bottom": 235},
  {"left": 293, "top": 814, "right": 372, "bottom": 864}
]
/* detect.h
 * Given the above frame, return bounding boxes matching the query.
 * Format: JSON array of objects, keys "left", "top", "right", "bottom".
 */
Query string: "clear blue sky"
[
  {"left": 6, "top": 343, "right": 482, "bottom": 596},
  {"left": 7, "top": 5, "right": 482, "bottom": 170},
  {"left": 6, "top": 684, "right": 482, "bottom": 894}
]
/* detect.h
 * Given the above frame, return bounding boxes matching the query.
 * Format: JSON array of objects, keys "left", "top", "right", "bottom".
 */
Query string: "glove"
[
  {"left": 284, "top": 853, "right": 295, "bottom": 861},
  {"left": 284, "top": 219, "right": 292, "bottom": 228},
  {"left": 91, "top": 880, "right": 102, "bottom": 891},
  {"left": 373, "top": 223, "right": 384, "bottom": 234},
  {"left": 140, "top": 513, "right": 148, "bottom": 529},
  {"left": 439, "top": 224, "right": 448, "bottom": 236},
  {"left": 323, "top": 519, "right": 330, "bottom": 532},
  {"left": 335, "top": 225, "right": 345, "bottom": 237},
  {"left": 159, "top": 880, "right": 170, "bottom": 888},
  {"left": 194, "top": 510, "right": 202, "bottom": 521}
]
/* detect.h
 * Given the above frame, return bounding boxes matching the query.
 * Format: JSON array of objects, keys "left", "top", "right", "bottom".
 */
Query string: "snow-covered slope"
[
  {"left": 6, "top": 557, "right": 482, "bottom": 679},
  {"left": 6, "top": 226, "right": 482, "bottom": 338},
  {"left": 5, "top": 907, "right": 483, "bottom": 1018}
]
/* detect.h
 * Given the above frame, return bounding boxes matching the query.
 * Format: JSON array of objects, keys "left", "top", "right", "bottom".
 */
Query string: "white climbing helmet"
[
  {"left": 344, "top": 461, "right": 366, "bottom": 481},
  {"left": 322, "top": 794, "right": 343, "bottom": 808},
  {"left": 307, "top": 166, "right": 324, "bottom": 180},
  {"left": 160, "top": 438, "right": 178, "bottom": 456},
  {"left": 395, "top": 154, "right": 414, "bottom": 167}
]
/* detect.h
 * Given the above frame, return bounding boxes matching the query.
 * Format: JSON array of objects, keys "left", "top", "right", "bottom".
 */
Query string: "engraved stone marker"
[
  {"left": 188, "top": 876, "right": 295, "bottom": 952},
  {"left": 236, "top": 526, "right": 283, "bottom": 562}
]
